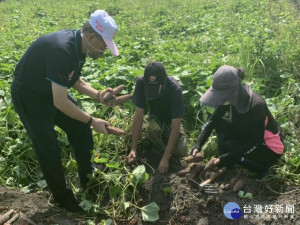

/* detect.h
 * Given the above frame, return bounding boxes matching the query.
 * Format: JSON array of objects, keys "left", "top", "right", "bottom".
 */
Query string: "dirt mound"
[{"left": 0, "top": 150, "right": 299, "bottom": 225}]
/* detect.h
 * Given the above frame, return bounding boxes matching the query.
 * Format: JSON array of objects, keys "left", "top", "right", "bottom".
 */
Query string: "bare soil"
[{"left": 0, "top": 149, "right": 299, "bottom": 225}]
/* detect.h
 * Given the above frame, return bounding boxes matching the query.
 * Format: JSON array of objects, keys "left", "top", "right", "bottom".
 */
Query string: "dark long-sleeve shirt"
[{"left": 194, "top": 92, "right": 282, "bottom": 164}]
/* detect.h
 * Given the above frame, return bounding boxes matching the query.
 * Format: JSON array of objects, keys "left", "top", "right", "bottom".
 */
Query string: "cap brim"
[
  {"left": 103, "top": 37, "right": 119, "bottom": 56},
  {"left": 144, "top": 83, "right": 163, "bottom": 100},
  {"left": 200, "top": 87, "right": 230, "bottom": 107}
]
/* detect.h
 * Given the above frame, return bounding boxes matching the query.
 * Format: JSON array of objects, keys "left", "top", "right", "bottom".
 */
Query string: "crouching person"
[
  {"left": 127, "top": 61, "right": 187, "bottom": 173},
  {"left": 192, "top": 65, "right": 284, "bottom": 179}
]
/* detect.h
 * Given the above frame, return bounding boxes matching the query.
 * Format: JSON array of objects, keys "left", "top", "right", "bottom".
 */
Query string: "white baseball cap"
[{"left": 89, "top": 10, "right": 119, "bottom": 56}]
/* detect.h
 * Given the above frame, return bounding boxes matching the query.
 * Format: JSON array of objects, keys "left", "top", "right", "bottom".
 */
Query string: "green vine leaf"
[{"left": 141, "top": 202, "right": 160, "bottom": 222}]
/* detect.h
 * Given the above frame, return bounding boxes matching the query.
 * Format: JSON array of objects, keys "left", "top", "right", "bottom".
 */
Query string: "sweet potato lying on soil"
[
  {"left": 106, "top": 126, "right": 126, "bottom": 136},
  {"left": 103, "top": 85, "right": 126, "bottom": 102},
  {"left": 232, "top": 180, "right": 244, "bottom": 192},
  {"left": 176, "top": 168, "right": 190, "bottom": 176},
  {"left": 189, "top": 163, "right": 204, "bottom": 179},
  {"left": 176, "top": 163, "right": 196, "bottom": 176},
  {"left": 0, "top": 210, "right": 35, "bottom": 225},
  {"left": 3, "top": 212, "right": 19, "bottom": 225},
  {"left": 0, "top": 209, "right": 14, "bottom": 225},
  {"left": 230, "top": 177, "right": 237, "bottom": 187},
  {"left": 220, "top": 183, "right": 231, "bottom": 190}
]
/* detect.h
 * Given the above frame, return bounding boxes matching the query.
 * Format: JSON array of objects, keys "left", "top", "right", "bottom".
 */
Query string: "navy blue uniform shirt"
[
  {"left": 14, "top": 29, "right": 85, "bottom": 96},
  {"left": 133, "top": 76, "right": 185, "bottom": 125}
]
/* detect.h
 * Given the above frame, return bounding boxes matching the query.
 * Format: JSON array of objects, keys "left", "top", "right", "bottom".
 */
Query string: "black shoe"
[
  {"left": 59, "top": 201, "right": 83, "bottom": 213},
  {"left": 56, "top": 193, "right": 83, "bottom": 213}
]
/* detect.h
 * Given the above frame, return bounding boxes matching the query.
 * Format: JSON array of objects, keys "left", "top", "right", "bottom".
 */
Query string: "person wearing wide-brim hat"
[
  {"left": 127, "top": 61, "right": 188, "bottom": 173},
  {"left": 11, "top": 10, "right": 120, "bottom": 212},
  {"left": 192, "top": 65, "right": 284, "bottom": 179}
]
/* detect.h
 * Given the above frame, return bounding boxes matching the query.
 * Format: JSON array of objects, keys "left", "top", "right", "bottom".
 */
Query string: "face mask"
[{"left": 81, "top": 33, "right": 105, "bottom": 59}]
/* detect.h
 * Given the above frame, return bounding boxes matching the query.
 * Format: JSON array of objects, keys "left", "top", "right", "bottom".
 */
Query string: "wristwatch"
[{"left": 87, "top": 116, "right": 93, "bottom": 126}]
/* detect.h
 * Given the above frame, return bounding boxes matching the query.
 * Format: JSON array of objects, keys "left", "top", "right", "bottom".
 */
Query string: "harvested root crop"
[
  {"left": 189, "top": 163, "right": 204, "bottom": 179},
  {"left": 232, "top": 180, "right": 244, "bottom": 192},
  {"left": 183, "top": 153, "right": 204, "bottom": 163},
  {"left": 0, "top": 209, "right": 14, "bottom": 225},
  {"left": 203, "top": 158, "right": 219, "bottom": 172},
  {"left": 106, "top": 126, "right": 126, "bottom": 135},
  {"left": 103, "top": 85, "right": 125, "bottom": 102},
  {"left": 0, "top": 210, "right": 35, "bottom": 225},
  {"left": 3, "top": 212, "right": 19, "bottom": 225},
  {"left": 176, "top": 163, "right": 195, "bottom": 176},
  {"left": 107, "top": 94, "right": 131, "bottom": 105}
]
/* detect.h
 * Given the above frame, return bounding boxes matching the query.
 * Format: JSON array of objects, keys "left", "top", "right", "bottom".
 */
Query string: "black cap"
[{"left": 143, "top": 61, "right": 167, "bottom": 100}]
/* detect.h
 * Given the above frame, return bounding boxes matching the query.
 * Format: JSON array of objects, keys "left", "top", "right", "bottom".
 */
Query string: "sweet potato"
[
  {"left": 4, "top": 213, "right": 19, "bottom": 225},
  {"left": 203, "top": 158, "right": 218, "bottom": 171},
  {"left": 183, "top": 153, "right": 204, "bottom": 163},
  {"left": 103, "top": 85, "right": 126, "bottom": 102},
  {"left": 106, "top": 126, "right": 126, "bottom": 136},
  {"left": 223, "top": 183, "right": 231, "bottom": 190},
  {"left": 232, "top": 180, "right": 244, "bottom": 192},
  {"left": 189, "top": 163, "right": 204, "bottom": 179},
  {"left": 230, "top": 177, "right": 237, "bottom": 188},
  {"left": 176, "top": 168, "right": 190, "bottom": 176},
  {"left": 200, "top": 167, "right": 227, "bottom": 187},
  {"left": 108, "top": 94, "right": 131, "bottom": 105},
  {"left": 176, "top": 163, "right": 196, "bottom": 176},
  {"left": 0, "top": 209, "right": 14, "bottom": 225}
]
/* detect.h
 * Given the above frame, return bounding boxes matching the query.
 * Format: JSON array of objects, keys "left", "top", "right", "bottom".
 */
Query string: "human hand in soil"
[
  {"left": 158, "top": 157, "right": 169, "bottom": 173},
  {"left": 91, "top": 118, "right": 109, "bottom": 134},
  {"left": 127, "top": 150, "right": 137, "bottom": 163}
]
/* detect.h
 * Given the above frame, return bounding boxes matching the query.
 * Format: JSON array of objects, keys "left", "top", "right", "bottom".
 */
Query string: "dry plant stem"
[
  {"left": 0, "top": 209, "right": 14, "bottom": 225},
  {"left": 4, "top": 213, "right": 19, "bottom": 225},
  {"left": 103, "top": 85, "right": 125, "bottom": 101},
  {"left": 129, "top": 218, "right": 138, "bottom": 225}
]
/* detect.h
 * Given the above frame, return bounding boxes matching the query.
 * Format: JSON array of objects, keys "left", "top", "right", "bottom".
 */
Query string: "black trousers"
[
  {"left": 11, "top": 81, "right": 93, "bottom": 204},
  {"left": 216, "top": 118, "right": 281, "bottom": 173}
]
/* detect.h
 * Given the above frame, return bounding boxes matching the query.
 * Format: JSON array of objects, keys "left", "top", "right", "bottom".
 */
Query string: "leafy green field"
[{"left": 0, "top": 0, "right": 299, "bottom": 223}]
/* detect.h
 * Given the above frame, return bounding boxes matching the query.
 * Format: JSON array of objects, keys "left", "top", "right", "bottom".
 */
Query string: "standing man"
[
  {"left": 11, "top": 10, "right": 119, "bottom": 212},
  {"left": 127, "top": 61, "right": 187, "bottom": 173}
]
